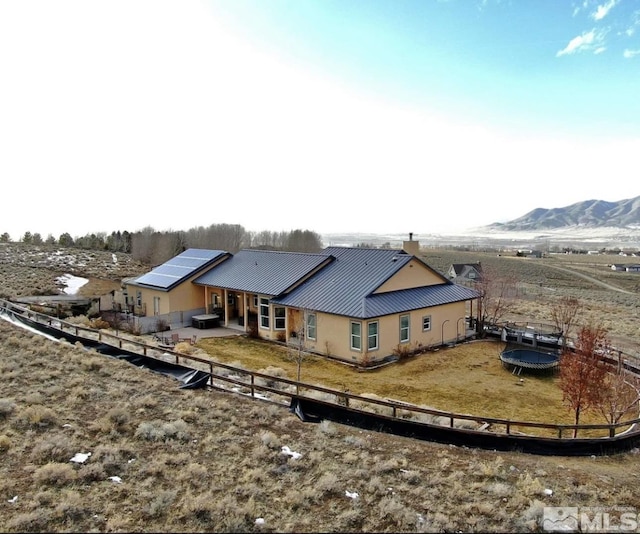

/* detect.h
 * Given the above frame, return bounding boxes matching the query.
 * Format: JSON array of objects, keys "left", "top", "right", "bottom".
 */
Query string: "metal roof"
[
  {"left": 361, "top": 284, "right": 481, "bottom": 318},
  {"left": 129, "top": 248, "right": 228, "bottom": 291},
  {"left": 193, "top": 249, "right": 334, "bottom": 296},
  {"left": 271, "top": 247, "right": 475, "bottom": 318}
]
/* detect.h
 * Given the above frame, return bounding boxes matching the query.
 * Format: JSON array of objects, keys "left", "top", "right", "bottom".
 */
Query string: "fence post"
[{"left": 251, "top": 375, "right": 255, "bottom": 397}]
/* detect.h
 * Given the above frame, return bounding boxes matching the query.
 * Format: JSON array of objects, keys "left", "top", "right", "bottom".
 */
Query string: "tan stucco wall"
[
  {"left": 374, "top": 258, "right": 445, "bottom": 293},
  {"left": 277, "top": 300, "right": 468, "bottom": 365},
  {"left": 125, "top": 273, "right": 208, "bottom": 317}
]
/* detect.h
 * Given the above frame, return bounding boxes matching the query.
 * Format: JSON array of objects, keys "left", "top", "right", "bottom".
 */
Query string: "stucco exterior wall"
[
  {"left": 374, "top": 259, "right": 445, "bottom": 293},
  {"left": 280, "top": 300, "right": 468, "bottom": 365}
]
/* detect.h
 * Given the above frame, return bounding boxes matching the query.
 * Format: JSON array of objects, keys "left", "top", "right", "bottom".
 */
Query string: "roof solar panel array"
[{"left": 131, "top": 248, "right": 227, "bottom": 290}]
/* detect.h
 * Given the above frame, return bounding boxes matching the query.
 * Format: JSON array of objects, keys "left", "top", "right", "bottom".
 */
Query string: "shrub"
[
  {"left": 30, "top": 434, "right": 74, "bottom": 463},
  {"left": 0, "top": 398, "right": 16, "bottom": 420},
  {"left": 0, "top": 434, "right": 11, "bottom": 452},
  {"left": 6, "top": 510, "right": 54, "bottom": 533},
  {"left": 32, "top": 462, "right": 77, "bottom": 486},
  {"left": 134, "top": 419, "right": 191, "bottom": 442},
  {"left": 89, "top": 318, "right": 111, "bottom": 330},
  {"left": 146, "top": 489, "right": 178, "bottom": 518},
  {"left": 17, "top": 405, "right": 58, "bottom": 428}
]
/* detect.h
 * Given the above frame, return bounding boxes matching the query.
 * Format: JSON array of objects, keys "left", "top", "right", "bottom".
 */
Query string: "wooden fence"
[{"left": 2, "top": 298, "right": 640, "bottom": 452}]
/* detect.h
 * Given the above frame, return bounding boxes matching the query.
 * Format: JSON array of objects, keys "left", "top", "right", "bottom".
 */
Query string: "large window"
[
  {"left": 400, "top": 314, "right": 410, "bottom": 343},
  {"left": 367, "top": 321, "right": 379, "bottom": 351},
  {"left": 153, "top": 296, "right": 160, "bottom": 316},
  {"left": 259, "top": 297, "right": 270, "bottom": 329},
  {"left": 350, "top": 322, "right": 361, "bottom": 351},
  {"left": 306, "top": 313, "right": 316, "bottom": 340},
  {"left": 274, "top": 307, "right": 286, "bottom": 330},
  {"left": 422, "top": 315, "right": 431, "bottom": 332}
]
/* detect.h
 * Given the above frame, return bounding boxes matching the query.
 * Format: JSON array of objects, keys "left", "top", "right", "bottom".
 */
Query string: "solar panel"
[{"left": 132, "top": 249, "right": 226, "bottom": 290}]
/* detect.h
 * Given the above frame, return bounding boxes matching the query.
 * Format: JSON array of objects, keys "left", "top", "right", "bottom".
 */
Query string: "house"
[
  {"left": 123, "top": 248, "right": 231, "bottom": 328},
  {"left": 610, "top": 264, "right": 628, "bottom": 272},
  {"left": 125, "top": 246, "right": 480, "bottom": 366},
  {"left": 446, "top": 262, "right": 483, "bottom": 286},
  {"left": 626, "top": 265, "right": 640, "bottom": 273}
]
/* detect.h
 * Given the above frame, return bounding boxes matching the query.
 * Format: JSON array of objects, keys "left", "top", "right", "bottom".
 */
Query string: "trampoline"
[{"left": 500, "top": 348, "right": 560, "bottom": 374}]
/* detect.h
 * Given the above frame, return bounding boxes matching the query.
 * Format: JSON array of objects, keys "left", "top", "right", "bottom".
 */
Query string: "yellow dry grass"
[{"left": 197, "top": 336, "right": 611, "bottom": 433}]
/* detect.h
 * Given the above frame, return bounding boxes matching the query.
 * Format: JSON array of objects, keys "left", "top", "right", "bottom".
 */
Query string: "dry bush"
[
  {"left": 29, "top": 433, "right": 75, "bottom": 464},
  {"left": 0, "top": 434, "right": 11, "bottom": 452},
  {"left": 32, "top": 462, "right": 77, "bottom": 486},
  {"left": 5, "top": 509, "right": 54, "bottom": 533},
  {"left": 91, "top": 407, "right": 131, "bottom": 434},
  {"left": 173, "top": 341, "right": 194, "bottom": 355},
  {"left": 15, "top": 405, "right": 58, "bottom": 429},
  {"left": 0, "top": 398, "right": 16, "bottom": 420},
  {"left": 89, "top": 318, "right": 111, "bottom": 330},
  {"left": 147, "top": 489, "right": 178, "bottom": 518},
  {"left": 134, "top": 419, "right": 191, "bottom": 442}
]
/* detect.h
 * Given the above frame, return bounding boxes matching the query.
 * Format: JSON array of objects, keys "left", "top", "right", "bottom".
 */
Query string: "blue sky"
[{"left": 1, "top": 0, "right": 639, "bottom": 241}]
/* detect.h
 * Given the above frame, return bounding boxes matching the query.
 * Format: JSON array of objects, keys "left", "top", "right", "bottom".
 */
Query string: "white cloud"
[
  {"left": 556, "top": 28, "right": 606, "bottom": 56},
  {"left": 623, "top": 48, "right": 640, "bottom": 58},
  {"left": 592, "top": 0, "right": 618, "bottom": 21}
]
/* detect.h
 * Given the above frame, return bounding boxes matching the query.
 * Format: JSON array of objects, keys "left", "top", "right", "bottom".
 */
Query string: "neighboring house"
[
  {"left": 626, "top": 265, "right": 640, "bottom": 272},
  {"left": 446, "top": 262, "right": 483, "bottom": 286},
  {"left": 610, "top": 264, "right": 628, "bottom": 271},
  {"left": 123, "top": 248, "right": 231, "bottom": 327}
]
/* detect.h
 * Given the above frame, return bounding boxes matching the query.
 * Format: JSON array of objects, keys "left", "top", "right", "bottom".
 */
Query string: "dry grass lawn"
[{"left": 196, "top": 336, "right": 611, "bottom": 436}]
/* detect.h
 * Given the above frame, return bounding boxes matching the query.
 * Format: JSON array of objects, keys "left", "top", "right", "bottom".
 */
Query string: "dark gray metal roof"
[
  {"left": 129, "top": 248, "right": 228, "bottom": 291},
  {"left": 271, "top": 247, "right": 477, "bottom": 318},
  {"left": 361, "top": 284, "right": 481, "bottom": 318},
  {"left": 193, "top": 249, "right": 334, "bottom": 296}
]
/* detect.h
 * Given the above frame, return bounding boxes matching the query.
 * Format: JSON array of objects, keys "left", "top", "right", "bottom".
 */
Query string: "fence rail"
[{"left": 2, "top": 298, "right": 640, "bottom": 449}]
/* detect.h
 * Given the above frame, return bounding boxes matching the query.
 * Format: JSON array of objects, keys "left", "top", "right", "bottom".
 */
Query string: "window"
[
  {"left": 422, "top": 315, "right": 431, "bottom": 332},
  {"left": 259, "top": 297, "right": 270, "bottom": 329},
  {"left": 136, "top": 291, "right": 142, "bottom": 306},
  {"left": 306, "top": 313, "right": 316, "bottom": 340},
  {"left": 253, "top": 295, "right": 258, "bottom": 308},
  {"left": 153, "top": 296, "right": 160, "bottom": 316},
  {"left": 274, "top": 307, "right": 286, "bottom": 330},
  {"left": 350, "top": 322, "right": 361, "bottom": 351},
  {"left": 368, "top": 321, "right": 379, "bottom": 351},
  {"left": 400, "top": 314, "right": 410, "bottom": 343}
]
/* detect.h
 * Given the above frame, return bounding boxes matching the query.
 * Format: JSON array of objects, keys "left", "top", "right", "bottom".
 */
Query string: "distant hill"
[{"left": 489, "top": 196, "right": 640, "bottom": 231}]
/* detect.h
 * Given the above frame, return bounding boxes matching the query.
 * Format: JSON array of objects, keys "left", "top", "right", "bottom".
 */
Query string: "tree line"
[{"left": 0, "top": 225, "right": 324, "bottom": 265}]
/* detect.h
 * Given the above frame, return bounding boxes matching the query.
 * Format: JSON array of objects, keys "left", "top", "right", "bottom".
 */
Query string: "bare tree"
[
  {"left": 551, "top": 295, "right": 581, "bottom": 348},
  {"left": 476, "top": 268, "right": 517, "bottom": 335},
  {"left": 597, "top": 368, "right": 640, "bottom": 431},
  {"left": 559, "top": 324, "right": 609, "bottom": 437},
  {"left": 288, "top": 309, "right": 312, "bottom": 395}
]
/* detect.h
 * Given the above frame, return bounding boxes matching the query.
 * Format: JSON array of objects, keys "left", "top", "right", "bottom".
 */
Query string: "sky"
[{"left": 1, "top": 0, "right": 639, "bottom": 241}]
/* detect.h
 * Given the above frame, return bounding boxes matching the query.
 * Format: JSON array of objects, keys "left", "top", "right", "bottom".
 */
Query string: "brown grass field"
[{"left": 1, "top": 243, "right": 640, "bottom": 532}]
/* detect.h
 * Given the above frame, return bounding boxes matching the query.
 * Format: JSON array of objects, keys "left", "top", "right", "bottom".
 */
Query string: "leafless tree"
[
  {"left": 288, "top": 309, "right": 312, "bottom": 395},
  {"left": 551, "top": 295, "right": 581, "bottom": 348},
  {"left": 476, "top": 268, "right": 517, "bottom": 334},
  {"left": 597, "top": 367, "right": 640, "bottom": 430}
]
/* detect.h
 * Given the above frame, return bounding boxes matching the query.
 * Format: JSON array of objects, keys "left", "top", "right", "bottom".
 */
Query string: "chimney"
[{"left": 402, "top": 233, "right": 419, "bottom": 255}]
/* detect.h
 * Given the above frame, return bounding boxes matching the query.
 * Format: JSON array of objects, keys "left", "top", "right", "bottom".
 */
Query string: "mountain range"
[{"left": 489, "top": 196, "right": 640, "bottom": 231}]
